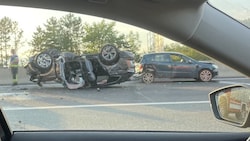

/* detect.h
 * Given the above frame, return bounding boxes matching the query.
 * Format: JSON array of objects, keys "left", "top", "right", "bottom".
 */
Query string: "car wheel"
[
  {"left": 218, "top": 96, "right": 228, "bottom": 118},
  {"left": 142, "top": 72, "right": 154, "bottom": 84},
  {"left": 99, "top": 44, "right": 119, "bottom": 65},
  {"left": 198, "top": 69, "right": 213, "bottom": 82},
  {"left": 35, "top": 52, "right": 53, "bottom": 71}
]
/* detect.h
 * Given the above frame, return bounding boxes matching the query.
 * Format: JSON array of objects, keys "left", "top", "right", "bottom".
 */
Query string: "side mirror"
[{"left": 209, "top": 84, "right": 250, "bottom": 127}]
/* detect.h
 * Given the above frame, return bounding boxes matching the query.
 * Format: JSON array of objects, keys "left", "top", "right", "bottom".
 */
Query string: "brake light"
[{"left": 139, "top": 64, "right": 143, "bottom": 72}]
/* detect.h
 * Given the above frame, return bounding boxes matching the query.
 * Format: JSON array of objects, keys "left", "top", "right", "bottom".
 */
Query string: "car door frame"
[
  {"left": 150, "top": 53, "right": 172, "bottom": 78},
  {"left": 169, "top": 53, "right": 198, "bottom": 78}
]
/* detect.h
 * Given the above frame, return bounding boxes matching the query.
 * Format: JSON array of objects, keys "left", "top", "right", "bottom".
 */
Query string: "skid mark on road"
[{"left": 3, "top": 101, "right": 209, "bottom": 111}]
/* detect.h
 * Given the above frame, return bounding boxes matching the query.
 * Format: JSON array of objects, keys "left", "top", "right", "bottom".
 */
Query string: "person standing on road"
[{"left": 9, "top": 49, "right": 19, "bottom": 86}]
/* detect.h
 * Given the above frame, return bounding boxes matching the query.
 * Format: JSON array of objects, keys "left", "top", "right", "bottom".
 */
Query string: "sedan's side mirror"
[{"left": 209, "top": 84, "right": 250, "bottom": 128}]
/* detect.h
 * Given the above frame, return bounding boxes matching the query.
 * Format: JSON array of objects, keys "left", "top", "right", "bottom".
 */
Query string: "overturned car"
[{"left": 24, "top": 44, "right": 135, "bottom": 89}]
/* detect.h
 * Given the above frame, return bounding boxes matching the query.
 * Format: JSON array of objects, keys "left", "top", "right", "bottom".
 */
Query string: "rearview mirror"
[{"left": 209, "top": 84, "right": 250, "bottom": 127}]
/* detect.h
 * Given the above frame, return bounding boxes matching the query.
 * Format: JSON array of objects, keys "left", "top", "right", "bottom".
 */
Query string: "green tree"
[
  {"left": 30, "top": 17, "right": 61, "bottom": 54},
  {"left": 83, "top": 20, "right": 125, "bottom": 53},
  {"left": 30, "top": 13, "right": 84, "bottom": 54},
  {"left": 30, "top": 14, "right": 141, "bottom": 59},
  {"left": 59, "top": 13, "right": 84, "bottom": 53},
  {"left": 0, "top": 17, "right": 23, "bottom": 67},
  {"left": 124, "top": 31, "right": 141, "bottom": 62},
  {"left": 30, "top": 26, "right": 47, "bottom": 54},
  {"left": 83, "top": 20, "right": 141, "bottom": 60},
  {"left": 12, "top": 21, "right": 24, "bottom": 50}
]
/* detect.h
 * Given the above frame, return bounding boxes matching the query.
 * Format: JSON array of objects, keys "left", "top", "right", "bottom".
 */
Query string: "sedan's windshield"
[{"left": 0, "top": 1, "right": 250, "bottom": 132}]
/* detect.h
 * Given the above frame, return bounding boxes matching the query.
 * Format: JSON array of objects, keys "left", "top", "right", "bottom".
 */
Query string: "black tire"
[
  {"left": 198, "top": 69, "right": 213, "bottom": 82},
  {"left": 142, "top": 72, "right": 154, "bottom": 84},
  {"left": 99, "top": 44, "right": 119, "bottom": 65},
  {"left": 35, "top": 52, "right": 53, "bottom": 72}
]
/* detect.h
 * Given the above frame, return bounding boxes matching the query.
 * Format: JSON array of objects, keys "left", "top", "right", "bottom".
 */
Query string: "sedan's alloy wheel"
[
  {"left": 199, "top": 69, "right": 212, "bottom": 82},
  {"left": 142, "top": 72, "right": 154, "bottom": 84}
]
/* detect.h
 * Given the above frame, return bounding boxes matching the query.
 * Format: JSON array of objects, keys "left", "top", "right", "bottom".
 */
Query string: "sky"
[
  {"left": 0, "top": 5, "right": 151, "bottom": 39},
  {"left": 209, "top": 0, "right": 250, "bottom": 20},
  {"left": 0, "top": 5, "right": 152, "bottom": 57}
]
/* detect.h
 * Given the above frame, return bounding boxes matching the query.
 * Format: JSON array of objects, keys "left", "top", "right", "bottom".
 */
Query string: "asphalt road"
[{"left": 0, "top": 78, "right": 250, "bottom": 132}]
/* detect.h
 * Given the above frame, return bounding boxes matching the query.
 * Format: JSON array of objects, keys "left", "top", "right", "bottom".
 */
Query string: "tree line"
[
  {"left": 29, "top": 13, "right": 141, "bottom": 55},
  {"left": 0, "top": 17, "right": 23, "bottom": 67},
  {"left": 29, "top": 13, "right": 142, "bottom": 62},
  {"left": 2, "top": 13, "right": 248, "bottom": 66},
  {"left": 0, "top": 13, "right": 141, "bottom": 66}
]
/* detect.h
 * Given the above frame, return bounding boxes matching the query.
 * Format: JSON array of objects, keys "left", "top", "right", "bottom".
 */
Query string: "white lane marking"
[
  {"left": 219, "top": 81, "right": 250, "bottom": 85},
  {"left": 216, "top": 77, "right": 248, "bottom": 80},
  {"left": 0, "top": 84, "right": 34, "bottom": 88},
  {"left": 3, "top": 101, "right": 209, "bottom": 111},
  {"left": 0, "top": 92, "right": 28, "bottom": 96}
]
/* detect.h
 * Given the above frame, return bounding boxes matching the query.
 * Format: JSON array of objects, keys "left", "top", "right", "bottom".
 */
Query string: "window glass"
[
  {"left": 0, "top": 3, "right": 249, "bottom": 133},
  {"left": 152, "top": 54, "right": 169, "bottom": 62},
  {"left": 209, "top": 0, "right": 250, "bottom": 28},
  {"left": 170, "top": 54, "right": 182, "bottom": 63}
]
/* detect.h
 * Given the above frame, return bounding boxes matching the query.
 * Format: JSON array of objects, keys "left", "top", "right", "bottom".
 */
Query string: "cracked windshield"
[{"left": 0, "top": 0, "right": 249, "bottom": 132}]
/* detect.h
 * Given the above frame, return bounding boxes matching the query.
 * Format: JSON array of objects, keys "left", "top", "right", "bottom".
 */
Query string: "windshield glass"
[
  {"left": 0, "top": 2, "right": 249, "bottom": 132},
  {"left": 209, "top": 0, "right": 250, "bottom": 28}
]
